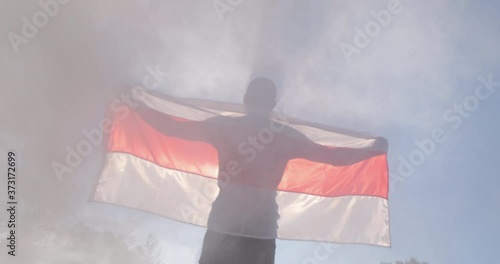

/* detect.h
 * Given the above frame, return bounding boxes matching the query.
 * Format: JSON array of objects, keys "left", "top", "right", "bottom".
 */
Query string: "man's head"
[{"left": 244, "top": 77, "right": 277, "bottom": 114}]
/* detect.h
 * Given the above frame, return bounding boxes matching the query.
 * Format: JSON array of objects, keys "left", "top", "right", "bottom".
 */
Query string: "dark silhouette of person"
[{"left": 136, "top": 78, "right": 387, "bottom": 264}]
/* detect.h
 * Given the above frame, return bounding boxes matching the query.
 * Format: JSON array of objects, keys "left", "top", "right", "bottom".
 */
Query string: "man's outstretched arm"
[
  {"left": 293, "top": 135, "right": 388, "bottom": 166},
  {"left": 135, "top": 105, "right": 213, "bottom": 143}
]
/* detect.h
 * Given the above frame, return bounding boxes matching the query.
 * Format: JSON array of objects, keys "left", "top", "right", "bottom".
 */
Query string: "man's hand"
[{"left": 373, "top": 137, "right": 389, "bottom": 152}]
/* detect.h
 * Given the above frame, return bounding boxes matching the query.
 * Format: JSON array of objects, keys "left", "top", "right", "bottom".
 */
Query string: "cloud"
[{"left": 1, "top": 0, "right": 499, "bottom": 262}]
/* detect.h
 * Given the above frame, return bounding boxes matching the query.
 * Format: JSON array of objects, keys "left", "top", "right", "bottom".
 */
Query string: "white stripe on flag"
[
  {"left": 133, "top": 90, "right": 384, "bottom": 150},
  {"left": 93, "top": 152, "right": 390, "bottom": 246}
]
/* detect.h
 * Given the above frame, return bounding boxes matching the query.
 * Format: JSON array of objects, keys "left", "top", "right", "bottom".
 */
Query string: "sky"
[{"left": 1, "top": 0, "right": 499, "bottom": 263}]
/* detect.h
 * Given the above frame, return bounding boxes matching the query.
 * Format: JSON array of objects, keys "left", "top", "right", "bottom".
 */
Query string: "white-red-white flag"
[{"left": 92, "top": 90, "right": 390, "bottom": 247}]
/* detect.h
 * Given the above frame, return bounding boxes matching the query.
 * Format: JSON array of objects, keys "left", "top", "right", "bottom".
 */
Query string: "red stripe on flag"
[{"left": 107, "top": 107, "right": 388, "bottom": 199}]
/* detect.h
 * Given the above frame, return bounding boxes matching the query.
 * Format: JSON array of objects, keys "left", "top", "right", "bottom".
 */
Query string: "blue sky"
[{"left": 1, "top": 0, "right": 499, "bottom": 263}]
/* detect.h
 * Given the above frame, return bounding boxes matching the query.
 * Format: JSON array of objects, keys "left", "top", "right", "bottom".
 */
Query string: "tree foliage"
[{"left": 8, "top": 205, "right": 165, "bottom": 264}]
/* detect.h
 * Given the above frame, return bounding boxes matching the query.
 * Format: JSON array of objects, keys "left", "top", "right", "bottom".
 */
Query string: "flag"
[{"left": 92, "top": 89, "right": 390, "bottom": 247}]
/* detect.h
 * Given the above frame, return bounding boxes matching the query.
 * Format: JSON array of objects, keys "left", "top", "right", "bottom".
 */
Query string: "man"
[{"left": 137, "top": 78, "right": 386, "bottom": 263}]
